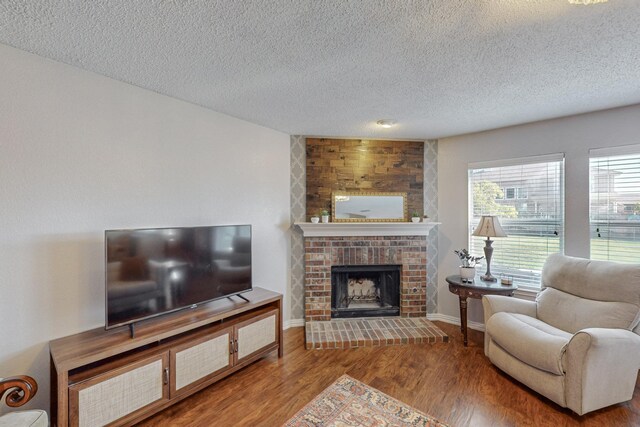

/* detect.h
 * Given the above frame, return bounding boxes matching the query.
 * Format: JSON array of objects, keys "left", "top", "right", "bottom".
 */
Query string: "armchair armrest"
[
  {"left": 565, "top": 328, "right": 640, "bottom": 415},
  {"left": 0, "top": 375, "right": 38, "bottom": 407},
  {"left": 482, "top": 295, "right": 537, "bottom": 356},
  {"left": 482, "top": 295, "right": 537, "bottom": 325}
]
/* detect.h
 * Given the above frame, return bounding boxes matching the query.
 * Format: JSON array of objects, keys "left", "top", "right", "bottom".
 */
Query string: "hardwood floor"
[{"left": 139, "top": 322, "right": 640, "bottom": 426}]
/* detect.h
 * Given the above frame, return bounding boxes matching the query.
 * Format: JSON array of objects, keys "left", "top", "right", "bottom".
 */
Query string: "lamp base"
[{"left": 482, "top": 238, "right": 496, "bottom": 282}]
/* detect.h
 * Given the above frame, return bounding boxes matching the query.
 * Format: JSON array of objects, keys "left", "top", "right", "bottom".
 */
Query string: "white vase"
[
  {"left": 310, "top": 216, "right": 320, "bottom": 223},
  {"left": 411, "top": 217, "right": 421, "bottom": 223},
  {"left": 321, "top": 215, "right": 329, "bottom": 223},
  {"left": 459, "top": 266, "right": 476, "bottom": 282}
]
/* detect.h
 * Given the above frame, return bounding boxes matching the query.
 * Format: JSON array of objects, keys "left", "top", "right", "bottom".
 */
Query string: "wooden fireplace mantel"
[{"left": 294, "top": 221, "right": 440, "bottom": 237}]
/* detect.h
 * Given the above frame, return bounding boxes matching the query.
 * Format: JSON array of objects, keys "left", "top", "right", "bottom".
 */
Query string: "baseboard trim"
[
  {"left": 284, "top": 319, "right": 305, "bottom": 330},
  {"left": 427, "top": 313, "right": 485, "bottom": 332}
]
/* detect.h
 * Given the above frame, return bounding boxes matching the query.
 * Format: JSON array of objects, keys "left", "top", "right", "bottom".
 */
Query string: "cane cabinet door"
[
  {"left": 69, "top": 353, "right": 169, "bottom": 427},
  {"left": 234, "top": 309, "right": 279, "bottom": 364},
  {"left": 170, "top": 328, "right": 233, "bottom": 396}
]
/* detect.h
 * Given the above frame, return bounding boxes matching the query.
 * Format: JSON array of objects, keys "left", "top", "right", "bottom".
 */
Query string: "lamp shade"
[{"left": 472, "top": 216, "right": 507, "bottom": 238}]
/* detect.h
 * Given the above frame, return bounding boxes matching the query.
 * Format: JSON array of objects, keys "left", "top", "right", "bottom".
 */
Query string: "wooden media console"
[{"left": 49, "top": 287, "right": 283, "bottom": 426}]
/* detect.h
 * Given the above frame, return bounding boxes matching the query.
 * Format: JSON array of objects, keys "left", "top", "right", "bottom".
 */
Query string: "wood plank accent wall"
[{"left": 306, "top": 138, "right": 424, "bottom": 220}]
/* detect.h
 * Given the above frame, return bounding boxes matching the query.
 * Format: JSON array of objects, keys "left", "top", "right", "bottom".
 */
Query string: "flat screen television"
[{"left": 105, "top": 225, "right": 252, "bottom": 330}]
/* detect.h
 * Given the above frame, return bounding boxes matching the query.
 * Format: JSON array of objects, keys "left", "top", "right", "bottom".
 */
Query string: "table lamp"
[{"left": 472, "top": 215, "right": 507, "bottom": 281}]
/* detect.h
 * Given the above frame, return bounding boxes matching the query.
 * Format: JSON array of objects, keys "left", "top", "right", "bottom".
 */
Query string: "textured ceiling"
[{"left": 1, "top": 1, "right": 639, "bottom": 139}]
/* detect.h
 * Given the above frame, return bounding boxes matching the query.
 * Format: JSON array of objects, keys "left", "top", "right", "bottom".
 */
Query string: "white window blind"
[
  {"left": 589, "top": 145, "right": 640, "bottom": 263},
  {"left": 468, "top": 154, "right": 565, "bottom": 289}
]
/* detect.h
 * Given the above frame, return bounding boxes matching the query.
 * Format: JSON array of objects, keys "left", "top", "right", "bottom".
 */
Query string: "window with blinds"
[
  {"left": 468, "top": 154, "right": 565, "bottom": 289},
  {"left": 589, "top": 145, "right": 640, "bottom": 263}
]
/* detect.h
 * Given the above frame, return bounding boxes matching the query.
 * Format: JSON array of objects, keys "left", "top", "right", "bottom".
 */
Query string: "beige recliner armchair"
[{"left": 483, "top": 254, "right": 640, "bottom": 415}]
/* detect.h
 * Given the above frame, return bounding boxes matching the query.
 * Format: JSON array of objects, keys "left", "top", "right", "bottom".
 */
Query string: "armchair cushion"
[
  {"left": 537, "top": 287, "right": 640, "bottom": 334},
  {"left": 0, "top": 410, "right": 48, "bottom": 427},
  {"left": 486, "top": 312, "right": 571, "bottom": 375}
]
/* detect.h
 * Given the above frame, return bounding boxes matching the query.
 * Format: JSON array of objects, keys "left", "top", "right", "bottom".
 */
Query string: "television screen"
[{"left": 105, "top": 225, "right": 252, "bottom": 329}]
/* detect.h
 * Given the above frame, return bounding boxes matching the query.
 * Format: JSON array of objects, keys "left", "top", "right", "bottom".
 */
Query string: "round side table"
[{"left": 446, "top": 275, "right": 517, "bottom": 346}]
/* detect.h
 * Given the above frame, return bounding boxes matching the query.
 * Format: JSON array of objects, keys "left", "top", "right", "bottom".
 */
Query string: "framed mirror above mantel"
[{"left": 332, "top": 192, "right": 408, "bottom": 222}]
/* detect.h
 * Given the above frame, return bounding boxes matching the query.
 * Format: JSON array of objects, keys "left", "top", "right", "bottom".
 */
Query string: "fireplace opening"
[{"left": 331, "top": 265, "right": 401, "bottom": 318}]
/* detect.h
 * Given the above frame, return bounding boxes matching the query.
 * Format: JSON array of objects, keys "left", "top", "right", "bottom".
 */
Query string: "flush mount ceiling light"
[
  {"left": 376, "top": 119, "right": 396, "bottom": 128},
  {"left": 568, "top": 0, "right": 608, "bottom": 4}
]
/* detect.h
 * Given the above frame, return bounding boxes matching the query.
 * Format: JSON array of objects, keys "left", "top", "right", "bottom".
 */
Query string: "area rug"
[{"left": 283, "top": 375, "right": 448, "bottom": 427}]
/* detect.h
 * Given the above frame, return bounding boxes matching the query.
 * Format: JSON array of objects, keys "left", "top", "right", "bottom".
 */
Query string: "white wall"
[
  {"left": 438, "top": 104, "right": 640, "bottom": 324},
  {"left": 0, "top": 44, "right": 290, "bottom": 414}
]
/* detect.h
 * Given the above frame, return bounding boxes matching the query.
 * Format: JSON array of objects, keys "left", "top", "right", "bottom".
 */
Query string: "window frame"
[
  {"left": 468, "top": 153, "right": 565, "bottom": 291},
  {"left": 589, "top": 144, "right": 640, "bottom": 263},
  {"left": 505, "top": 187, "right": 516, "bottom": 199}
]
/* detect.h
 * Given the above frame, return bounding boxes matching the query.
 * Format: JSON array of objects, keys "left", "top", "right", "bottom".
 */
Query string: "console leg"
[{"left": 129, "top": 323, "right": 135, "bottom": 339}]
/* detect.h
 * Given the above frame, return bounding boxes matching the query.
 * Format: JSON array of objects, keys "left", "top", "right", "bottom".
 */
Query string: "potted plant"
[
  {"left": 454, "top": 249, "right": 484, "bottom": 282},
  {"left": 320, "top": 209, "right": 330, "bottom": 223},
  {"left": 411, "top": 211, "right": 421, "bottom": 223}
]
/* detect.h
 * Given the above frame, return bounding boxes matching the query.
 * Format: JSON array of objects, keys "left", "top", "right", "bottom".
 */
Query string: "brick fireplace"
[
  {"left": 296, "top": 222, "right": 443, "bottom": 349},
  {"left": 304, "top": 235, "right": 427, "bottom": 321}
]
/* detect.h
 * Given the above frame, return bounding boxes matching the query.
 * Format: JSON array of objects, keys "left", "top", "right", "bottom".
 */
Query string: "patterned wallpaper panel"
[
  {"left": 290, "top": 135, "right": 306, "bottom": 320},
  {"left": 424, "top": 140, "right": 439, "bottom": 313},
  {"left": 289, "top": 136, "right": 439, "bottom": 321}
]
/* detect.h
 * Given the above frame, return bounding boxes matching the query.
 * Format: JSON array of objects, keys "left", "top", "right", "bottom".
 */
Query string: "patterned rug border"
[{"left": 283, "top": 374, "right": 449, "bottom": 427}]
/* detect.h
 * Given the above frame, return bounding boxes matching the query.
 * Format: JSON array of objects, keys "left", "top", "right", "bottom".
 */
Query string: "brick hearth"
[
  {"left": 305, "top": 317, "right": 448, "bottom": 350},
  {"left": 304, "top": 235, "right": 427, "bottom": 321}
]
